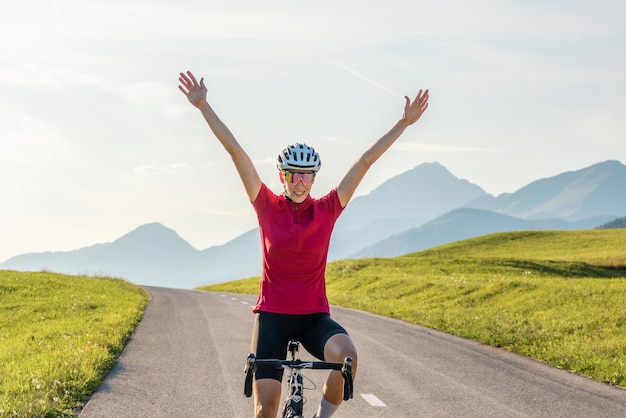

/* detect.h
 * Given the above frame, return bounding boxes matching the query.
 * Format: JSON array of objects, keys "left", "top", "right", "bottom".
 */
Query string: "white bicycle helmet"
[{"left": 276, "top": 143, "right": 321, "bottom": 172}]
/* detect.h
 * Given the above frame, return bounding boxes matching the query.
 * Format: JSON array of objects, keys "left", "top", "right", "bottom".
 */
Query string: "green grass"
[
  {"left": 0, "top": 271, "right": 149, "bottom": 417},
  {"left": 199, "top": 229, "right": 626, "bottom": 388}
]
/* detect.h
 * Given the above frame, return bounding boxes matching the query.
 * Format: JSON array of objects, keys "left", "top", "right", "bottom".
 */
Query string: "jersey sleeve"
[
  {"left": 322, "top": 188, "right": 345, "bottom": 221},
  {"left": 252, "top": 183, "right": 271, "bottom": 212}
]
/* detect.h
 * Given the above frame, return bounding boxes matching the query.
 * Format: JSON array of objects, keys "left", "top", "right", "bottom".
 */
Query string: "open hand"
[
  {"left": 402, "top": 89, "right": 429, "bottom": 126},
  {"left": 178, "top": 71, "right": 207, "bottom": 108}
]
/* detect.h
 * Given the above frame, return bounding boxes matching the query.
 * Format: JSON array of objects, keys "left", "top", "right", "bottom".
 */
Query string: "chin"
[{"left": 289, "top": 192, "right": 308, "bottom": 203}]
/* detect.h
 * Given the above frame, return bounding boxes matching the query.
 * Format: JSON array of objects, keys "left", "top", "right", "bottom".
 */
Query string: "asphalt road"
[{"left": 79, "top": 286, "right": 626, "bottom": 417}]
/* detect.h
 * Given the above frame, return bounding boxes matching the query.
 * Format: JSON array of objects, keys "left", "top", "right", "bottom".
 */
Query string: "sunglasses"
[{"left": 283, "top": 171, "right": 315, "bottom": 186}]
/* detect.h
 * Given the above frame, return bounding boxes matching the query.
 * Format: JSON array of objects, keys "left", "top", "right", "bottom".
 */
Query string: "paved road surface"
[{"left": 79, "top": 287, "right": 626, "bottom": 417}]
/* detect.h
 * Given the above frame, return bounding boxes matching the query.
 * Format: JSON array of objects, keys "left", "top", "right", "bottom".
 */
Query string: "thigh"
[
  {"left": 299, "top": 314, "right": 348, "bottom": 361},
  {"left": 251, "top": 312, "right": 291, "bottom": 381}
]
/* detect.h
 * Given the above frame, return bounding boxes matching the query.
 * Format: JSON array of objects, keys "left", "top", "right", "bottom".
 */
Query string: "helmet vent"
[{"left": 275, "top": 142, "right": 322, "bottom": 172}]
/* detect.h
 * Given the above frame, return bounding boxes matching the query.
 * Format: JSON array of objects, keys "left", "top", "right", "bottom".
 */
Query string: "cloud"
[
  {"left": 201, "top": 208, "right": 254, "bottom": 218},
  {"left": 393, "top": 143, "right": 501, "bottom": 153},
  {"left": 0, "top": 178, "right": 24, "bottom": 198},
  {"left": 252, "top": 157, "right": 278, "bottom": 166},
  {"left": 0, "top": 112, "right": 75, "bottom": 166},
  {"left": 116, "top": 81, "right": 185, "bottom": 116},
  {"left": 133, "top": 163, "right": 192, "bottom": 176},
  {"left": 320, "top": 136, "right": 354, "bottom": 145}
]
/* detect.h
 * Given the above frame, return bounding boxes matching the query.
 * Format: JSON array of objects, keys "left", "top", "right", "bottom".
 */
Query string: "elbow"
[{"left": 360, "top": 152, "right": 377, "bottom": 169}]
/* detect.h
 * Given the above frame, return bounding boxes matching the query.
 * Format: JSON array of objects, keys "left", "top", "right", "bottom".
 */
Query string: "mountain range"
[{"left": 2, "top": 160, "right": 624, "bottom": 289}]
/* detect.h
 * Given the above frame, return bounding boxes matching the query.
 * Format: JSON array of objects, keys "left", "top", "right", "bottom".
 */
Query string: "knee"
[
  {"left": 325, "top": 334, "right": 358, "bottom": 368},
  {"left": 341, "top": 345, "right": 358, "bottom": 368},
  {"left": 346, "top": 348, "right": 358, "bottom": 377}
]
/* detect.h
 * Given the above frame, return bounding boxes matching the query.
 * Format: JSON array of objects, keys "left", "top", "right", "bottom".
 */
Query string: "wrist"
[
  {"left": 397, "top": 118, "right": 411, "bottom": 130},
  {"left": 196, "top": 100, "right": 210, "bottom": 111}
]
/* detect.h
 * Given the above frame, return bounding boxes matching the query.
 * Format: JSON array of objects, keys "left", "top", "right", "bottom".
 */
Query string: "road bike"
[{"left": 244, "top": 339, "right": 353, "bottom": 418}]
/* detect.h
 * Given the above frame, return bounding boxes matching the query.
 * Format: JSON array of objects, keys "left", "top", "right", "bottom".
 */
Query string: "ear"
[{"left": 279, "top": 171, "right": 285, "bottom": 184}]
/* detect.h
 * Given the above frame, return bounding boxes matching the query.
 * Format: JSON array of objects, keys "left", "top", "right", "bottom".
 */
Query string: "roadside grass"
[
  {"left": 200, "top": 229, "right": 626, "bottom": 388},
  {"left": 0, "top": 270, "right": 149, "bottom": 417}
]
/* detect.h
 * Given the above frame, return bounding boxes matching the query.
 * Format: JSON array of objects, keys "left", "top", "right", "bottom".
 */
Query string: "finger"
[
  {"left": 187, "top": 71, "right": 199, "bottom": 86},
  {"left": 178, "top": 85, "right": 189, "bottom": 95},
  {"left": 200, "top": 77, "right": 206, "bottom": 89},
  {"left": 179, "top": 72, "right": 191, "bottom": 85},
  {"left": 414, "top": 89, "right": 423, "bottom": 103},
  {"left": 421, "top": 92, "right": 430, "bottom": 110}
]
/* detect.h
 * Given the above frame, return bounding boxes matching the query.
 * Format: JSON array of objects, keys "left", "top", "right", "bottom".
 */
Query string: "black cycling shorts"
[{"left": 253, "top": 311, "right": 348, "bottom": 381}]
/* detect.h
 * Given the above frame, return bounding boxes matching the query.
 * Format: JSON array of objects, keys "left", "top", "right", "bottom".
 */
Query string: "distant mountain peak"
[
  {"left": 591, "top": 159, "right": 623, "bottom": 168},
  {"left": 129, "top": 221, "right": 171, "bottom": 234},
  {"left": 466, "top": 159, "right": 626, "bottom": 220},
  {"left": 117, "top": 222, "right": 178, "bottom": 240},
  {"left": 334, "top": 161, "right": 488, "bottom": 236},
  {"left": 382, "top": 161, "right": 458, "bottom": 185},
  {"left": 415, "top": 161, "right": 448, "bottom": 170},
  {"left": 111, "top": 222, "right": 197, "bottom": 253}
]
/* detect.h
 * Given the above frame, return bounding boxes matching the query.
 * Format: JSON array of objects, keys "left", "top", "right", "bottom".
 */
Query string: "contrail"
[
  {"left": 323, "top": 57, "right": 403, "bottom": 99},
  {"left": 51, "top": 0, "right": 67, "bottom": 33}
]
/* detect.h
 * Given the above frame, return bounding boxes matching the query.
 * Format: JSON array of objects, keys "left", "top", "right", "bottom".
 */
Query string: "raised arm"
[
  {"left": 336, "top": 90, "right": 429, "bottom": 208},
  {"left": 178, "top": 71, "right": 262, "bottom": 202}
]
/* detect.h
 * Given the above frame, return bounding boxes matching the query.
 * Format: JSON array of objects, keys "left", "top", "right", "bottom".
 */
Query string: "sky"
[{"left": 1, "top": 0, "right": 625, "bottom": 262}]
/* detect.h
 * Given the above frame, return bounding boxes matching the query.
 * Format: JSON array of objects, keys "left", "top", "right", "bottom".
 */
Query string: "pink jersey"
[{"left": 251, "top": 183, "right": 344, "bottom": 314}]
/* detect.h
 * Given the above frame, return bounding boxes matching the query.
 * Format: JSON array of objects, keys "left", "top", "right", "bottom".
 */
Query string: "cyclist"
[{"left": 178, "top": 70, "right": 429, "bottom": 418}]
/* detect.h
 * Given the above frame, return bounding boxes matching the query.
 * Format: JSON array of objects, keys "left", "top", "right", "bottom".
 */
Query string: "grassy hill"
[
  {"left": 200, "top": 229, "right": 626, "bottom": 388},
  {"left": 0, "top": 271, "right": 149, "bottom": 417}
]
